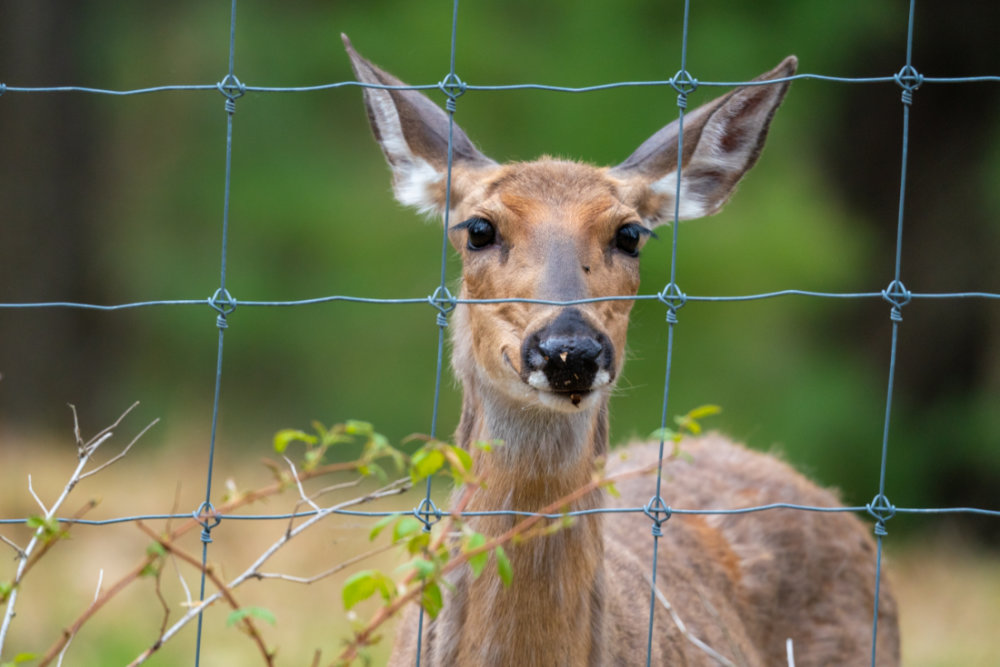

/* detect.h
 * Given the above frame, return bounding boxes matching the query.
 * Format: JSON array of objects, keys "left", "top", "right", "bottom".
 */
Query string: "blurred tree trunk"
[{"left": 0, "top": 3, "right": 114, "bottom": 430}]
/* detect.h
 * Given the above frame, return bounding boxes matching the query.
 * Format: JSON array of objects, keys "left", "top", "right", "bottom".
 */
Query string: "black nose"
[{"left": 522, "top": 308, "right": 613, "bottom": 393}]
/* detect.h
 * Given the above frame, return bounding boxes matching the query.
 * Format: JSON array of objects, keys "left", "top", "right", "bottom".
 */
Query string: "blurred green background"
[{"left": 1, "top": 0, "right": 998, "bottom": 530}]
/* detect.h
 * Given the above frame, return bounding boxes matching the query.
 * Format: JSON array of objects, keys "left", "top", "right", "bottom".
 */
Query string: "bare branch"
[
  {"left": 56, "top": 569, "right": 105, "bottom": 667},
  {"left": 284, "top": 456, "right": 321, "bottom": 515},
  {"left": 255, "top": 542, "right": 396, "bottom": 585},
  {"left": 129, "top": 480, "right": 410, "bottom": 665},
  {"left": 2, "top": 403, "right": 152, "bottom": 664},
  {"left": 0, "top": 536, "right": 25, "bottom": 560},
  {"left": 27, "top": 475, "right": 48, "bottom": 515},
  {"left": 80, "top": 401, "right": 140, "bottom": 454},
  {"left": 79, "top": 418, "right": 159, "bottom": 481},
  {"left": 134, "top": 523, "right": 275, "bottom": 666}
]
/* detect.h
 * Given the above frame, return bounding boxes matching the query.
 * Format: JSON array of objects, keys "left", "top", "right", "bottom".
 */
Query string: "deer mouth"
[{"left": 552, "top": 388, "right": 592, "bottom": 407}]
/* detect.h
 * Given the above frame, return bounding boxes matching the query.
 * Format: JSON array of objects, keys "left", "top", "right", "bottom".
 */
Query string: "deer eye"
[
  {"left": 614, "top": 223, "right": 646, "bottom": 257},
  {"left": 463, "top": 217, "right": 497, "bottom": 250}
]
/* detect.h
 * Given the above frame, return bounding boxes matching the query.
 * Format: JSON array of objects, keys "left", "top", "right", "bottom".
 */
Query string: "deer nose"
[{"left": 522, "top": 308, "right": 614, "bottom": 395}]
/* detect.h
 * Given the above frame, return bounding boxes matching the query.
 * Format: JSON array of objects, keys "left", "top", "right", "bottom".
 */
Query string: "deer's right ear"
[{"left": 343, "top": 34, "right": 496, "bottom": 218}]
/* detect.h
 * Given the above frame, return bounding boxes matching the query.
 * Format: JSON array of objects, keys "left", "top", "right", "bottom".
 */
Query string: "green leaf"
[
  {"left": 369, "top": 514, "right": 399, "bottom": 541},
  {"left": 273, "top": 429, "right": 316, "bottom": 453},
  {"left": 687, "top": 404, "right": 722, "bottom": 420},
  {"left": 449, "top": 445, "right": 473, "bottom": 473},
  {"left": 405, "top": 532, "right": 431, "bottom": 555},
  {"left": 464, "top": 532, "right": 488, "bottom": 577},
  {"left": 421, "top": 582, "right": 444, "bottom": 618},
  {"left": 392, "top": 516, "right": 423, "bottom": 543},
  {"left": 342, "top": 570, "right": 394, "bottom": 610},
  {"left": 26, "top": 516, "right": 59, "bottom": 538},
  {"left": 648, "top": 427, "right": 676, "bottom": 442},
  {"left": 345, "top": 420, "right": 374, "bottom": 436},
  {"left": 409, "top": 557, "right": 436, "bottom": 580},
  {"left": 226, "top": 606, "right": 277, "bottom": 627},
  {"left": 410, "top": 448, "right": 445, "bottom": 482},
  {"left": 495, "top": 546, "right": 513, "bottom": 588}
]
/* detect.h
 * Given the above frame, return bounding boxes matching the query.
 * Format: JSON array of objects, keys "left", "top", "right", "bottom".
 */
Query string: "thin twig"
[
  {"left": 0, "top": 536, "right": 25, "bottom": 560},
  {"left": 285, "top": 456, "right": 322, "bottom": 515},
  {"left": 135, "top": 523, "right": 275, "bottom": 666},
  {"left": 79, "top": 418, "right": 160, "bottom": 481},
  {"left": 254, "top": 542, "right": 397, "bottom": 585},
  {"left": 128, "top": 480, "right": 410, "bottom": 665},
  {"left": 27, "top": 475, "right": 48, "bottom": 515},
  {"left": 56, "top": 569, "right": 104, "bottom": 667},
  {"left": 646, "top": 573, "right": 736, "bottom": 667}
]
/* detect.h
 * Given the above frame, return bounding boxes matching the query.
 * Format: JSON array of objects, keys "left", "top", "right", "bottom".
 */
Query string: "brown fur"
[{"left": 343, "top": 35, "right": 900, "bottom": 666}]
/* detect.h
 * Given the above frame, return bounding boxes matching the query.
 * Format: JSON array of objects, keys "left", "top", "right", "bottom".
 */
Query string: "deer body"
[{"left": 344, "top": 36, "right": 900, "bottom": 666}]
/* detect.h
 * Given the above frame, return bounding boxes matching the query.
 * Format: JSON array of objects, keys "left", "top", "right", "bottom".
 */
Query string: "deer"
[{"left": 343, "top": 35, "right": 900, "bottom": 667}]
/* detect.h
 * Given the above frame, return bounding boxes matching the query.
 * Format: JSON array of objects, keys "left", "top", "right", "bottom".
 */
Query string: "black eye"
[
  {"left": 614, "top": 223, "right": 645, "bottom": 257},
  {"left": 464, "top": 217, "right": 496, "bottom": 250}
]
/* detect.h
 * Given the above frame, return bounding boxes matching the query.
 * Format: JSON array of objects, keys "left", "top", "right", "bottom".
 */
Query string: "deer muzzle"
[{"left": 521, "top": 308, "right": 614, "bottom": 405}]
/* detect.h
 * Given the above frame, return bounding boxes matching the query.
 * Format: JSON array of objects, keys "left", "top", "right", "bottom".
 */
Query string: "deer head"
[{"left": 343, "top": 34, "right": 795, "bottom": 449}]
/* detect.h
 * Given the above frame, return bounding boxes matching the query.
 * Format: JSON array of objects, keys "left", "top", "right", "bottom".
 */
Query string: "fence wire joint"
[
  {"left": 413, "top": 497, "right": 443, "bottom": 531},
  {"left": 643, "top": 496, "right": 672, "bottom": 537},
  {"left": 881, "top": 279, "right": 911, "bottom": 322},
  {"left": 193, "top": 501, "right": 222, "bottom": 543},
  {"left": 894, "top": 65, "right": 923, "bottom": 105}
]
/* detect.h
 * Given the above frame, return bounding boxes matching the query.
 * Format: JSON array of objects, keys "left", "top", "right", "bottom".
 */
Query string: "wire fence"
[{"left": 1, "top": 0, "right": 999, "bottom": 665}]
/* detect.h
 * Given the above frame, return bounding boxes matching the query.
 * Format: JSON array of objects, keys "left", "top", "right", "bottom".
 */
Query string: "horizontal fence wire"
[{"left": 1, "top": 0, "right": 999, "bottom": 665}]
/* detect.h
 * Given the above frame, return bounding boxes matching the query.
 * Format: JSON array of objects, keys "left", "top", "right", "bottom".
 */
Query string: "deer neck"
[{"left": 444, "top": 378, "right": 611, "bottom": 666}]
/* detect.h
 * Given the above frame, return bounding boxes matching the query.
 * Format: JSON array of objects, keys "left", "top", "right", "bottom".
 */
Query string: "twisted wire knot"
[
  {"left": 657, "top": 283, "right": 687, "bottom": 323},
  {"left": 413, "top": 497, "right": 443, "bottom": 531},
  {"left": 670, "top": 70, "right": 698, "bottom": 98},
  {"left": 193, "top": 501, "right": 222, "bottom": 543},
  {"left": 893, "top": 65, "right": 923, "bottom": 105},
  {"left": 217, "top": 73, "right": 246, "bottom": 113},
  {"left": 209, "top": 287, "right": 237, "bottom": 329},
  {"left": 881, "top": 279, "right": 911, "bottom": 322},
  {"left": 643, "top": 496, "right": 672, "bottom": 537},
  {"left": 428, "top": 285, "right": 457, "bottom": 327},
  {"left": 866, "top": 493, "right": 896, "bottom": 536},
  {"left": 439, "top": 72, "right": 467, "bottom": 110}
]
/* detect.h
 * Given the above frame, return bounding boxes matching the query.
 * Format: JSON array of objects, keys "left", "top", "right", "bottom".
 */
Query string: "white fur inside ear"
[
  {"left": 649, "top": 171, "right": 710, "bottom": 221},
  {"left": 365, "top": 85, "right": 446, "bottom": 216},
  {"left": 393, "top": 158, "right": 445, "bottom": 217}
]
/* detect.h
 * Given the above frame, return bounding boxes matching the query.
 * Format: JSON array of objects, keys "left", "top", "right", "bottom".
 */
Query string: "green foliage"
[
  {"left": 342, "top": 570, "right": 395, "bottom": 611},
  {"left": 649, "top": 404, "right": 722, "bottom": 459},
  {"left": 273, "top": 420, "right": 402, "bottom": 479},
  {"left": 0, "top": 652, "right": 39, "bottom": 667},
  {"left": 25, "top": 516, "right": 62, "bottom": 542},
  {"left": 226, "top": 606, "right": 277, "bottom": 628}
]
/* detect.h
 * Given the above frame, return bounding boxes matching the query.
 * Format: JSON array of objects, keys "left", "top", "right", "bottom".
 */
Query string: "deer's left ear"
[
  {"left": 343, "top": 34, "right": 497, "bottom": 219},
  {"left": 610, "top": 56, "right": 797, "bottom": 227}
]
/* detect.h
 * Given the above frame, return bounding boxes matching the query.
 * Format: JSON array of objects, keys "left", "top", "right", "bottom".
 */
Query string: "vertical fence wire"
[
  {"left": 867, "top": 0, "right": 919, "bottom": 662},
  {"left": 1, "top": 2, "right": 999, "bottom": 665},
  {"left": 644, "top": 0, "right": 693, "bottom": 662},
  {"left": 414, "top": 0, "right": 464, "bottom": 662},
  {"left": 194, "top": 0, "right": 241, "bottom": 664}
]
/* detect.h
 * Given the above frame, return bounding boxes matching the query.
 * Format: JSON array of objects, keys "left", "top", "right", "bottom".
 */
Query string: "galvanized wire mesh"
[{"left": 1, "top": 0, "right": 999, "bottom": 665}]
